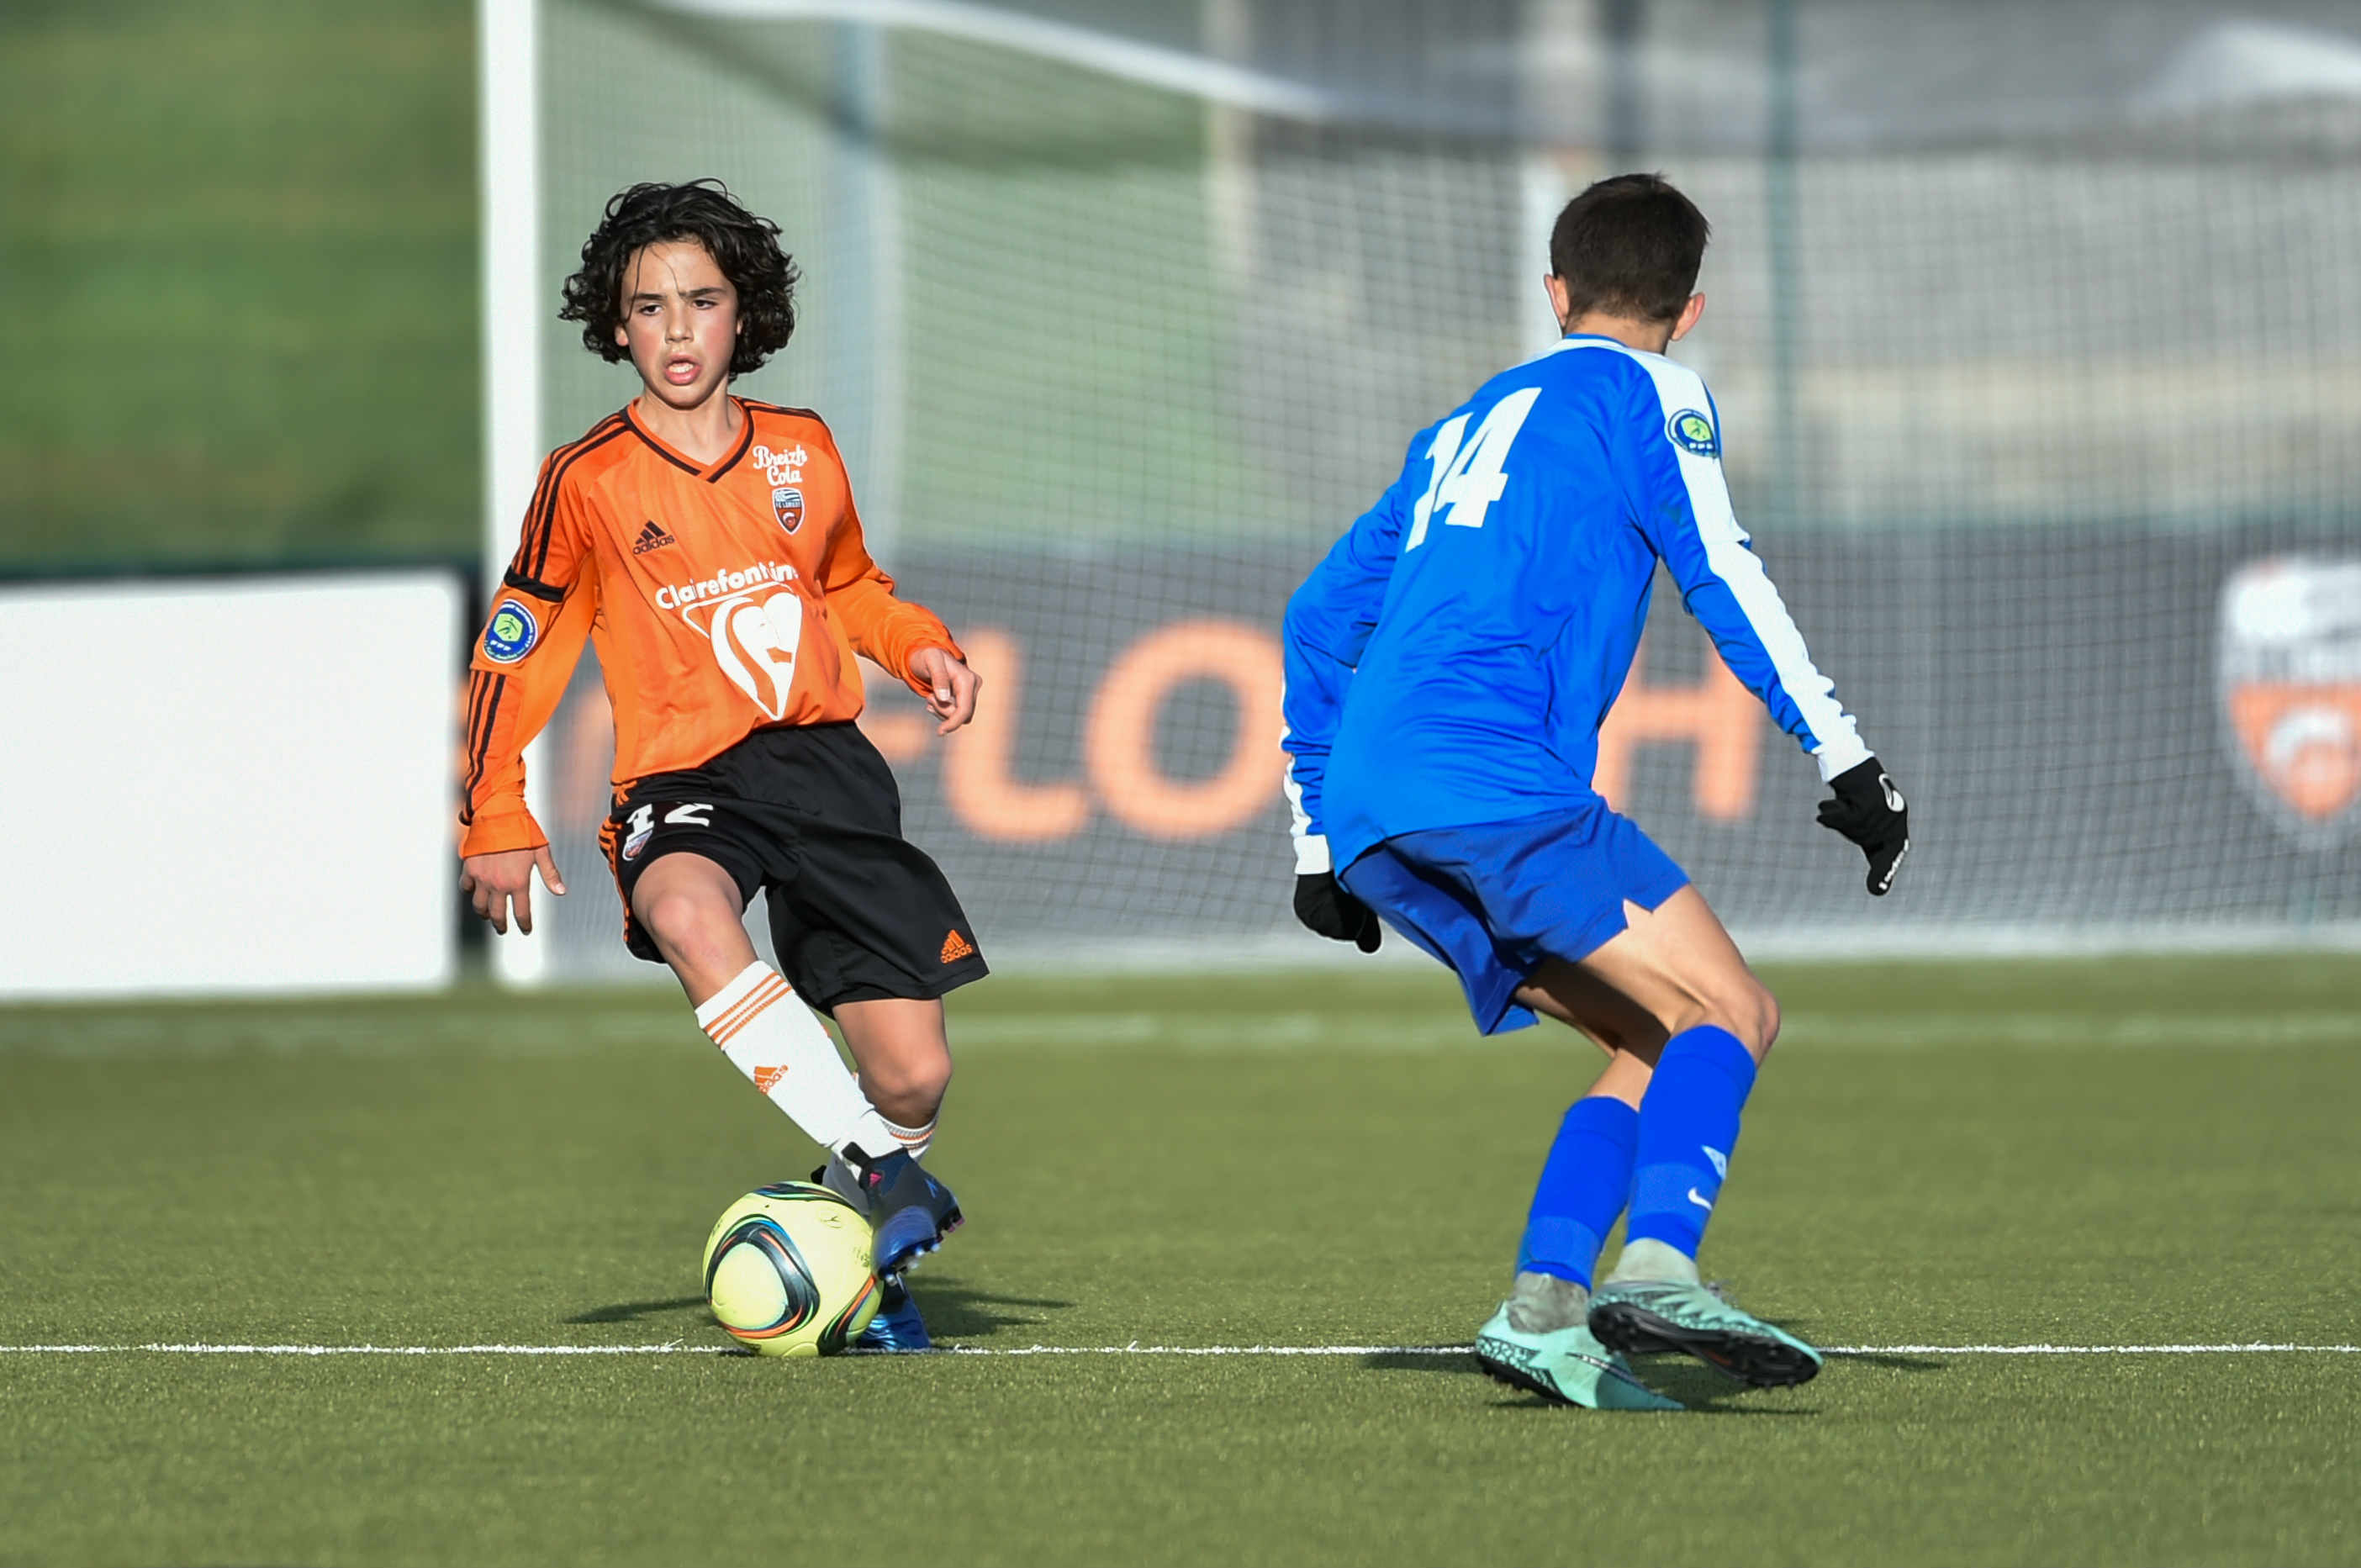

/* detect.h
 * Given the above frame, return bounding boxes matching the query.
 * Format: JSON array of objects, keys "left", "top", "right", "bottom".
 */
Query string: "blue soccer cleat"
[
  {"left": 843, "top": 1147, "right": 964, "bottom": 1276},
  {"left": 853, "top": 1275, "right": 932, "bottom": 1352}
]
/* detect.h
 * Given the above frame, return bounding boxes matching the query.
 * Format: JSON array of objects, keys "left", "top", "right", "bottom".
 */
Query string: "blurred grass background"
[{"left": 0, "top": 0, "right": 476, "bottom": 573}]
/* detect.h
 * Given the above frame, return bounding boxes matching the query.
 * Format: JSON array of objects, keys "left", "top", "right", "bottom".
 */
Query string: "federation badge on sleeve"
[
  {"left": 482, "top": 599, "right": 540, "bottom": 663},
  {"left": 2218, "top": 556, "right": 2361, "bottom": 845},
  {"left": 1666, "top": 409, "right": 1719, "bottom": 458},
  {"left": 772, "top": 486, "right": 805, "bottom": 535}
]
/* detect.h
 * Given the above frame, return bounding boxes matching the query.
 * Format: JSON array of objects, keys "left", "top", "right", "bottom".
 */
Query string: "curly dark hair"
[{"left": 558, "top": 180, "right": 799, "bottom": 377}]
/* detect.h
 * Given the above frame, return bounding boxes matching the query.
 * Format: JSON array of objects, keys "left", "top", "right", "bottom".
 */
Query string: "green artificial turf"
[{"left": 3, "top": 958, "right": 2358, "bottom": 1565}]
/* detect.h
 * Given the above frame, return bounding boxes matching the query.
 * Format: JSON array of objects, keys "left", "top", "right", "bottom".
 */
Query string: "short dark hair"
[
  {"left": 559, "top": 180, "right": 799, "bottom": 376},
  {"left": 1549, "top": 173, "right": 1710, "bottom": 324}
]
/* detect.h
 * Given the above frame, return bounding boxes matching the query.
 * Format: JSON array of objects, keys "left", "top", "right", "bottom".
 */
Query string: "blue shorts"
[{"left": 1338, "top": 805, "right": 1690, "bottom": 1036}]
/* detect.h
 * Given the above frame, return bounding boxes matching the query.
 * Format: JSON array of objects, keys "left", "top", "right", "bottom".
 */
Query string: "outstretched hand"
[
  {"left": 1816, "top": 758, "right": 1910, "bottom": 896},
  {"left": 461, "top": 846, "right": 566, "bottom": 935},
  {"left": 909, "top": 646, "right": 982, "bottom": 735}
]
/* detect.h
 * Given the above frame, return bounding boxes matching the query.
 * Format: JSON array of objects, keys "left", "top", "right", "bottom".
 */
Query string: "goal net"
[{"left": 486, "top": 0, "right": 2361, "bottom": 980}]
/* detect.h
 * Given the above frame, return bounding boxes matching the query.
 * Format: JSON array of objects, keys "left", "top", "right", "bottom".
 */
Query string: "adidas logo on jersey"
[
  {"left": 940, "top": 930, "right": 975, "bottom": 964},
  {"left": 631, "top": 520, "right": 677, "bottom": 555}
]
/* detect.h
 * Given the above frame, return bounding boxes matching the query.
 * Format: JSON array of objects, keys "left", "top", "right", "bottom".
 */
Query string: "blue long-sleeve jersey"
[{"left": 1281, "top": 334, "right": 1870, "bottom": 874}]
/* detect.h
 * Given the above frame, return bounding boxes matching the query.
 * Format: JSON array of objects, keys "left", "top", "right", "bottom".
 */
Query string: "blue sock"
[
  {"left": 1626, "top": 1026, "right": 1757, "bottom": 1259},
  {"left": 1515, "top": 1095, "right": 1640, "bottom": 1289}
]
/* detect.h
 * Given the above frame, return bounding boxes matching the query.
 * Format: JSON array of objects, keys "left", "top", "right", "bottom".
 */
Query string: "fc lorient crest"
[
  {"left": 2218, "top": 556, "right": 2361, "bottom": 846},
  {"left": 772, "top": 486, "right": 805, "bottom": 535}
]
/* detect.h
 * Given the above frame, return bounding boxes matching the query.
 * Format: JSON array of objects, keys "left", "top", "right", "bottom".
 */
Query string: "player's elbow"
[
  {"left": 1284, "top": 571, "right": 1351, "bottom": 649},
  {"left": 1280, "top": 586, "right": 1315, "bottom": 652}
]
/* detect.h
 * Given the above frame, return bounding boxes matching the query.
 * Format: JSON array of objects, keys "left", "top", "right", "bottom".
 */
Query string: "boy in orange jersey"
[{"left": 459, "top": 181, "right": 983, "bottom": 1350}]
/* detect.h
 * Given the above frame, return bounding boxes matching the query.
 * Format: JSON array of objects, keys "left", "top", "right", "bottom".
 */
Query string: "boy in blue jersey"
[{"left": 1281, "top": 175, "right": 1909, "bottom": 1411}]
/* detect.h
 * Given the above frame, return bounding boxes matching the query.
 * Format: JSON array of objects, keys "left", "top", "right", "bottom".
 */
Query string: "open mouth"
[{"left": 663, "top": 356, "right": 700, "bottom": 386}]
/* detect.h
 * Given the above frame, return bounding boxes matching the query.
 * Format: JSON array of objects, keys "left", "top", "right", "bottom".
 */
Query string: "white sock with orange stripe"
[
  {"left": 694, "top": 961, "right": 897, "bottom": 1157},
  {"left": 879, "top": 1116, "right": 937, "bottom": 1159}
]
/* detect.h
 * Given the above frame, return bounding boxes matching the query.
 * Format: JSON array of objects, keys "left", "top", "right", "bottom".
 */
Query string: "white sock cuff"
[
  {"left": 695, "top": 963, "right": 791, "bottom": 1042},
  {"left": 881, "top": 1116, "right": 938, "bottom": 1156}
]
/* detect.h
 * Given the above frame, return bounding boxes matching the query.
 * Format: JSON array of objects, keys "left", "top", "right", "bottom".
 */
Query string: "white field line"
[{"left": 1, "top": 1341, "right": 2355, "bottom": 1358}]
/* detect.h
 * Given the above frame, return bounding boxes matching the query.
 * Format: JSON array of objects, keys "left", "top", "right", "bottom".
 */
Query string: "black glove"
[
  {"left": 1816, "top": 757, "right": 1910, "bottom": 896},
  {"left": 1294, "top": 871, "right": 1382, "bottom": 953}
]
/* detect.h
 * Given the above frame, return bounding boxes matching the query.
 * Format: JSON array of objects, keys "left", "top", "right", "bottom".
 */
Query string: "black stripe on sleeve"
[
  {"left": 466, "top": 674, "right": 508, "bottom": 803},
  {"left": 516, "top": 415, "right": 628, "bottom": 581},
  {"left": 501, "top": 568, "right": 565, "bottom": 603},
  {"left": 465, "top": 670, "right": 498, "bottom": 826},
  {"left": 463, "top": 670, "right": 488, "bottom": 750}
]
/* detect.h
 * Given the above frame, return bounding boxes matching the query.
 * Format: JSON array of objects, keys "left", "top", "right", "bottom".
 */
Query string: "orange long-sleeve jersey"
[{"left": 459, "top": 398, "right": 962, "bottom": 858}]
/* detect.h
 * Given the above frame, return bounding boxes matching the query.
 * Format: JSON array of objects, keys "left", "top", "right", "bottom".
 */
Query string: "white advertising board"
[{"left": 0, "top": 573, "right": 462, "bottom": 997}]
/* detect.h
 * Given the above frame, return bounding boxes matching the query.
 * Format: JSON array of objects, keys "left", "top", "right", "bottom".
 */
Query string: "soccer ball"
[{"left": 700, "top": 1182, "right": 882, "bottom": 1356}]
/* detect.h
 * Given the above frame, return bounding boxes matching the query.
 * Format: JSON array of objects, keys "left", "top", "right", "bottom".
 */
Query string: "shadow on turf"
[
  {"left": 1360, "top": 1348, "right": 1813, "bottom": 1413},
  {"left": 566, "top": 1296, "right": 708, "bottom": 1325},
  {"left": 887, "top": 1276, "right": 1070, "bottom": 1338},
  {"left": 564, "top": 1278, "right": 1070, "bottom": 1339}
]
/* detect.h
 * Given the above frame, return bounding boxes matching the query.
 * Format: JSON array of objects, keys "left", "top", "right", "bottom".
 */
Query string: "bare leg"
[
  {"left": 1513, "top": 958, "right": 1674, "bottom": 1107},
  {"left": 634, "top": 853, "right": 906, "bottom": 1164},
  {"left": 832, "top": 997, "right": 954, "bottom": 1132},
  {"left": 629, "top": 853, "right": 757, "bottom": 1006},
  {"left": 1488, "top": 885, "right": 1776, "bottom": 1320},
  {"left": 1515, "top": 958, "right": 1672, "bottom": 1062},
  {"left": 631, "top": 853, "right": 953, "bottom": 1129},
  {"left": 1481, "top": 964, "right": 1664, "bottom": 1342},
  {"left": 1563, "top": 886, "right": 1780, "bottom": 1062},
  {"left": 1571, "top": 885, "right": 1782, "bottom": 1293}
]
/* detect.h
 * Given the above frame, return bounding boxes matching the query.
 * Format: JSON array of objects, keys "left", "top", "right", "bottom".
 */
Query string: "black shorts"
[{"left": 599, "top": 721, "right": 987, "bottom": 1011}]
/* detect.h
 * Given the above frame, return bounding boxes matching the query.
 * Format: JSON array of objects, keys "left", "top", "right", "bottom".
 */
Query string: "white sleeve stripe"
[
  {"left": 1280, "top": 728, "right": 1313, "bottom": 841},
  {"left": 1571, "top": 339, "right": 1869, "bottom": 779},
  {"left": 1278, "top": 688, "right": 1333, "bottom": 870},
  {"left": 1694, "top": 521, "right": 1872, "bottom": 780},
  {"left": 1280, "top": 741, "right": 1332, "bottom": 872}
]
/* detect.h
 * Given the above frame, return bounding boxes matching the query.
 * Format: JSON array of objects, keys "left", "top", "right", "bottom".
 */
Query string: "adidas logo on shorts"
[{"left": 940, "top": 930, "right": 975, "bottom": 964}]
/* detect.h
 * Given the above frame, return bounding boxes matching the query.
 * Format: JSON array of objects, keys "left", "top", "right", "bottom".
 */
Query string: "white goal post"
[{"left": 480, "top": 0, "right": 551, "bottom": 984}]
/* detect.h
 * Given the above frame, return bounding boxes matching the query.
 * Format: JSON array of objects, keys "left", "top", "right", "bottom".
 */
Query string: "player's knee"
[
  {"left": 1710, "top": 981, "right": 1777, "bottom": 1061},
  {"left": 1748, "top": 985, "right": 1782, "bottom": 1060},
  {"left": 1685, "top": 979, "right": 1777, "bottom": 1062},
  {"left": 637, "top": 884, "right": 738, "bottom": 969},
  {"left": 864, "top": 1053, "right": 951, "bottom": 1126}
]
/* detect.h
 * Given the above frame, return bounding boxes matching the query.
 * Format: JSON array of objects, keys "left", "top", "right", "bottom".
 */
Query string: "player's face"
[{"left": 614, "top": 240, "right": 741, "bottom": 409}]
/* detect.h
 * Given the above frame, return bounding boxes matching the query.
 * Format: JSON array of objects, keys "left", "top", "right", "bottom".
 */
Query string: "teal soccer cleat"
[
  {"left": 1586, "top": 1279, "right": 1823, "bottom": 1387},
  {"left": 1474, "top": 1304, "right": 1684, "bottom": 1411}
]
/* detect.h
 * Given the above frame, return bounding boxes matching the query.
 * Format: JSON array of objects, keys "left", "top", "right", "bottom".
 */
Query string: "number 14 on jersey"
[{"left": 1406, "top": 386, "right": 1542, "bottom": 552}]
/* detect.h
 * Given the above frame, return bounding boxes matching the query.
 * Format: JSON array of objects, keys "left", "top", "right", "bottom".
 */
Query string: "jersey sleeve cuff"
[
  {"left": 1292, "top": 832, "right": 1333, "bottom": 875},
  {"left": 459, "top": 808, "right": 550, "bottom": 859},
  {"left": 898, "top": 636, "right": 968, "bottom": 696},
  {"left": 1813, "top": 736, "right": 1874, "bottom": 783}
]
